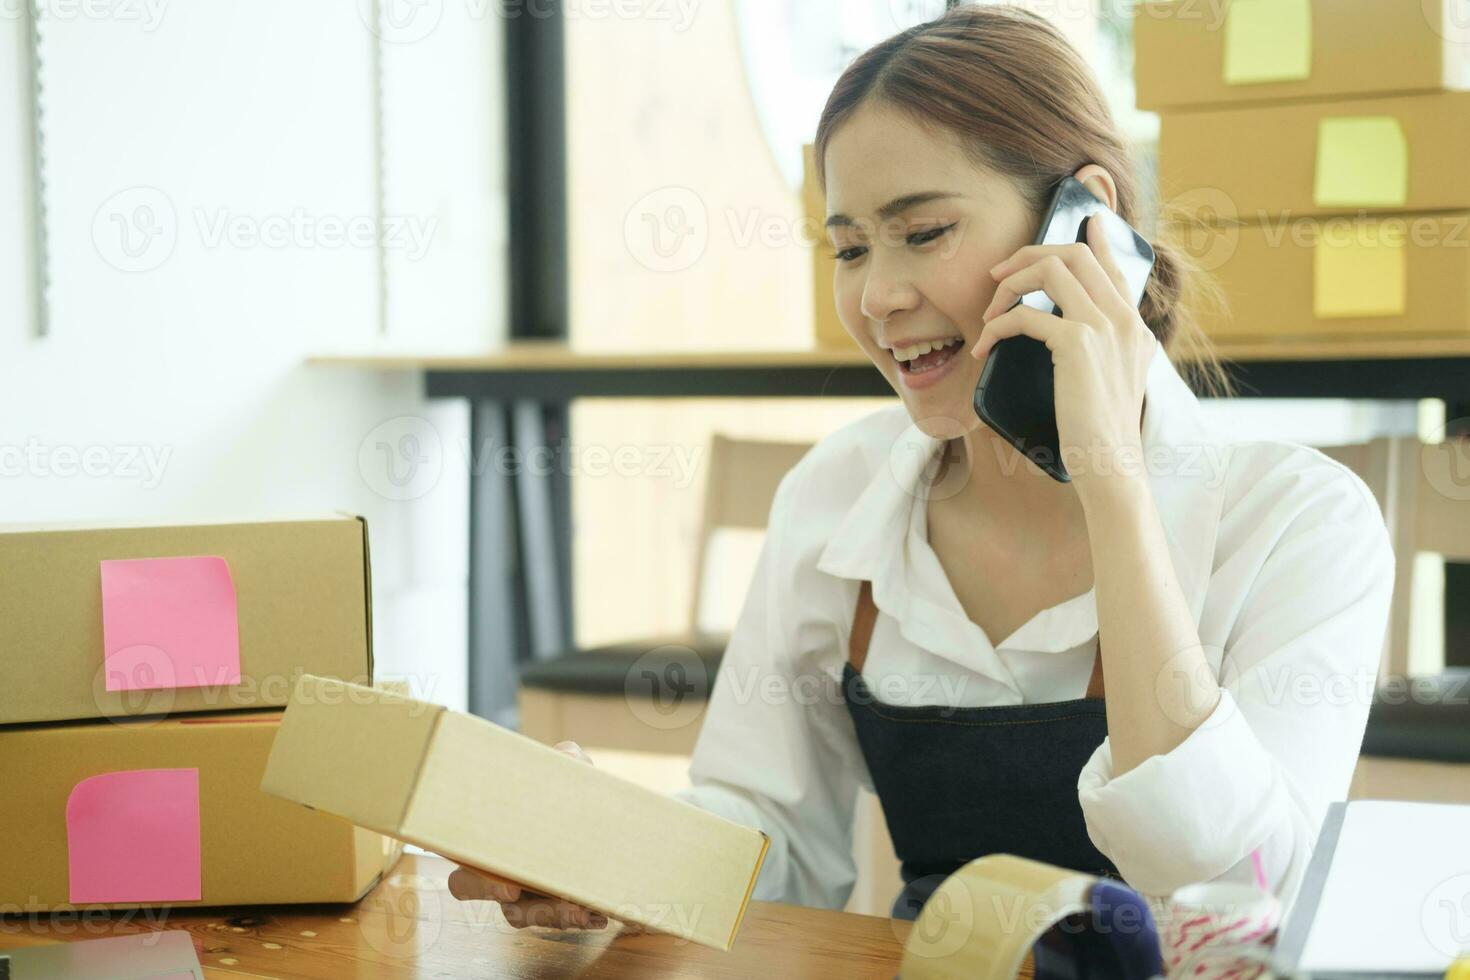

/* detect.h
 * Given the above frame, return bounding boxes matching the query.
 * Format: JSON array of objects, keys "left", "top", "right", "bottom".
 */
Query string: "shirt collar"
[{"left": 815, "top": 342, "right": 1230, "bottom": 695}]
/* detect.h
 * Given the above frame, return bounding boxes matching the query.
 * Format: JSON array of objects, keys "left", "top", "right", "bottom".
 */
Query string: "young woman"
[{"left": 451, "top": 5, "right": 1395, "bottom": 928}]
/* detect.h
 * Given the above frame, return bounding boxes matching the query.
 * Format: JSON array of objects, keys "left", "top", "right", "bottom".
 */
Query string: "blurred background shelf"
[{"left": 312, "top": 335, "right": 1470, "bottom": 400}]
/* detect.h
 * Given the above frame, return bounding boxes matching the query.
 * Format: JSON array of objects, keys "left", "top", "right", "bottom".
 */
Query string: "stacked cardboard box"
[
  {"left": 0, "top": 515, "right": 401, "bottom": 911},
  {"left": 1138, "top": 0, "right": 1470, "bottom": 341}
]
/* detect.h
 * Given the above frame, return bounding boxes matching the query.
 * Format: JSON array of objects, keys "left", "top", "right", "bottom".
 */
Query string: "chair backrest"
[
  {"left": 688, "top": 433, "right": 814, "bottom": 632},
  {"left": 683, "top": 432, "right": 1468, "bottom": 675},
  {"left": 1409, "top": 439, "right": 1470, "bottom": 561},
  {"left": 1319, "top": 435, "right": 1470, "bottom": 683}
]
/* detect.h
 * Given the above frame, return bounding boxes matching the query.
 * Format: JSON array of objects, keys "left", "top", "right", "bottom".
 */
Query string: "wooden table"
[{"left": 0, "top": 855, "right": 920, "bottom": 979}]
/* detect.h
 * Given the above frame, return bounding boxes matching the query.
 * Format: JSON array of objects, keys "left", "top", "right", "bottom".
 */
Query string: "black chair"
[
  {"left": 516, "top": 434, "right": 811, "bottom": 755},
  {"left": 1361, "top": 669, "right": 1470, "bottom": 764}
]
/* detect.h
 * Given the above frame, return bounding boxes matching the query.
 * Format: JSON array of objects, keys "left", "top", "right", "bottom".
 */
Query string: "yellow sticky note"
[
  {"left": 1313, "top": 224, "right": 1406, "bottom": 319},
  {"left": 1316, "top": 117, "right": 1409, "bottom": 208},
  {"left": 1224, "top": 0, "right": 1313, "bottom": 85}
]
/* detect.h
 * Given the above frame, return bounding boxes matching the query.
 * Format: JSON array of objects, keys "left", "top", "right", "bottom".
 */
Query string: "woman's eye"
[
  {"left": 908, "top": 223, "right": 956, "bottom": 246},
  {"left": 831, "top": 223, "right": 955, "bottom": 263}
]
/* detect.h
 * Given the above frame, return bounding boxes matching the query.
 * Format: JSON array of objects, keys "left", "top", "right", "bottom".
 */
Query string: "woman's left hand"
[{"left": 970, "top": 214, "right": 1157, "bottom": 490}]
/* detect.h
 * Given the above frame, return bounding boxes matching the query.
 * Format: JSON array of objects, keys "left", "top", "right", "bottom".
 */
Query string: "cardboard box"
[
  {"left": 0, "top": 515, "right": 373, "bottom": 725},
  {"left": 1135, "top": 0, "right": 1470, "bottom": 111},
  {"left": 261, "top": 675, "right": 770, "bottom": 952},
  {"left": 1171, "top": 211, "right": 1470, "bottom": 340},
  {"left": 0, "top": 709, "right": 402, "bottom": 911},
  {"left": 1159, "top": 91, "right": 1470, "bottom": 220},
  {"left": 802, "top": 143, "right": 858, "bottom": 351}
]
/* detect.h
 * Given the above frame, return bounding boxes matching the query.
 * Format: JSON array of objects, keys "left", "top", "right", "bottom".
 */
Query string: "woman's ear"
[{"left": 1071, "top": 164, "right": 1118, "bottom": 213}]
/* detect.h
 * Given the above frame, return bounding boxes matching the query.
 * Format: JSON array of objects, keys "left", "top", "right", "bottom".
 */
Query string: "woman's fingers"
[
  {"left": 447, "top": 865, "right": 522, "bottom": 902},
  {"left": 500, "top": 894, "right": 609, "bottom": 930},
  {"left": 450, "top": 866, "right": 603, "bottom": 929},
  {"left": 971, "top": 303, "right": 1075, "bottom": 361},
  {"left": 449, "top": 861, "right": 645, "bottom": 933},
  {"left": 554, "top": 740, "right": 594, "bottom": 765},
  {"left": 988, "top": 237, "right": 1130, "bottom": 324}
]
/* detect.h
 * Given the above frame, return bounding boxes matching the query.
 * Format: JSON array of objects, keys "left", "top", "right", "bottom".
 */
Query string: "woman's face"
[{"left": 824, "top": 102, "right": 1038, "bottom": 439}]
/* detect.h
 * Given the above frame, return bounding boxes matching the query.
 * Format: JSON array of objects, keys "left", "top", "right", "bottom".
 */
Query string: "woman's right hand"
[
  {"left": 448, "top": 862, "right": 609, "bottom": 930},
  {"left": 445, "top": 740, "right": 643, "bottom": 933}
]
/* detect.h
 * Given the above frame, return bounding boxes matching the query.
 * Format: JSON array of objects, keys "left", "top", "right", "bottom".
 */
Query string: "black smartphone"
[{"left": 972, "top": 176, "right": 1156, "bottom": 483}]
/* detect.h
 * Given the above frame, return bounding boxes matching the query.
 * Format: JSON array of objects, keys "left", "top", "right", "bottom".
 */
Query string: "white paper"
[{"left": 1297, "top": 800, "right": 1470, "bottom": 972}]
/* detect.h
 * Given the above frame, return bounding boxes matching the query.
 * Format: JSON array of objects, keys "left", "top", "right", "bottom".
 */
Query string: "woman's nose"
[{"left": 859, "top": 270, "right": 919, "bottom": 324}]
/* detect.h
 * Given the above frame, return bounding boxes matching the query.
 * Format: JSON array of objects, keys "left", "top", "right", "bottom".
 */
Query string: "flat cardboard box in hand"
[{"left": 260, "top": 675, "right": 770, "bottom": 951}]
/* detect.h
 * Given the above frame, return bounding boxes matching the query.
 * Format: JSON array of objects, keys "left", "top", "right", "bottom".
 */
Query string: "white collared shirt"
[{"left": 672, "top": 343, "right": 1395, "bottom": 921}]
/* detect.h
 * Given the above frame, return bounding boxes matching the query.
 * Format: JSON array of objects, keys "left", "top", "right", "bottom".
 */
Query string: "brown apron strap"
[
  {"left": 1085, "top": 638, "right": 1106, "bottom": 699},
  {"left": 848, "top": 580, "right": 879, "bottom": 674},
  {"left": 848, "top": 579, "right": 1107, "bottom": 699}
]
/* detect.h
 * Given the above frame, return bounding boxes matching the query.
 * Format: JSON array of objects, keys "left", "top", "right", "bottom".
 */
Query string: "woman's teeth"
[{"left": 894, "top": 337, "right": 963, "bottom": 372}]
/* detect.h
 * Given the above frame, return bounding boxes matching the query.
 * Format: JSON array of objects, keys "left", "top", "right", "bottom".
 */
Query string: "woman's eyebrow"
[{"left": 826, "top": 191, "right": 961, "bottom": 229}]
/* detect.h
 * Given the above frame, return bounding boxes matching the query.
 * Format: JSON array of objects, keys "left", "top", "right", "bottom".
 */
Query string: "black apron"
[{"left": 840, "top": 579, "right": 1122, "bottom": 921}]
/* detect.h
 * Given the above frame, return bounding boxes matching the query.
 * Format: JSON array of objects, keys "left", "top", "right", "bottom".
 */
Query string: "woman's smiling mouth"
[{"left": 891, "top": 337, "right": 966, "bottom": 390}]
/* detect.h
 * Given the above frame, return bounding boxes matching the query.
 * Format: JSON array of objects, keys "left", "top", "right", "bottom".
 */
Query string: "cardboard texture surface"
[
  {"left": 1135, "top": 0, "right": 1470, "bottom": 111},
  {"left": 1172, "top": 211, "right": 1470, "bottom": 340},
  {"left": 0, "top": 709, "right": 401, "bottom": 911},
  {"left": 1159, "top": 91, "right": 1470, "bottom": 220},
  {"left": 261, "top": 675, "right": 770, "bottom": 952},
  {"left": 0, "top": 515, "right": 373, "bottom": 725}
]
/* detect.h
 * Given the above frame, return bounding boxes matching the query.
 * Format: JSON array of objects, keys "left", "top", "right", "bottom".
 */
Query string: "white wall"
[{"left": 0, "top": 1, "right": 508, "bottom": 712}]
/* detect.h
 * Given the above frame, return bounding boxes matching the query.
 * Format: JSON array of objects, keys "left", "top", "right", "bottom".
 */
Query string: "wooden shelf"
[
  {"left": 309, "top": 335, "right": 1470, "bottom": 370},
  {"left": 308, "top": 341, "right": 873, "bottom": 372},
  {"left": 1206, "top": 335, "right": 1470, "bottom": 362},
  {"left": 308, "top": 337, "right": 1470, "bottom": 401}
]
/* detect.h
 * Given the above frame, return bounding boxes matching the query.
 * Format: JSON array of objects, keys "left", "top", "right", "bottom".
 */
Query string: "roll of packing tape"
[
  {"left": 899, "top": 855, "right": 1162, "bottom": 980},
  {"left": 1162, "top": 881, "right": 1280, "bottom": 980}
]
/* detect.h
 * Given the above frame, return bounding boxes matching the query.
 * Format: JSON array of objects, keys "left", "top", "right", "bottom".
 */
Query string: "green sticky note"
[
  {"left": 1224, "top": 0, "right": 1313, "bottom": 85},
  {"left": 1314, "top": 227, "right": 1406, "bottom": 319},
  {"left": 1315, "top": 117, "right": 1409, "bottom": 208}
]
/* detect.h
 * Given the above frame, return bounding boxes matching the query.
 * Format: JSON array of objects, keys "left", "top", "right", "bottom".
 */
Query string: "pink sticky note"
[
  {"left": 66, "top": 768, "right": 202, "bottom": 904},
  {"left": 101, "top": 556, "right": 241, "bottom": 692}
]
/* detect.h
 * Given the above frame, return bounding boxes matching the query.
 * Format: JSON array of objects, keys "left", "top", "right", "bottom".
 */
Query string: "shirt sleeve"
[
  {"left": 1076, "top": 461, "right": 1395, "bottom": 908},
  {"left": 670, "top": 467, "right": 864, "bottom": 911}
]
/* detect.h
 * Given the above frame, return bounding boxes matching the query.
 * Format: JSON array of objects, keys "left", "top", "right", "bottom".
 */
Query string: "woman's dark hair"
[{"left": 813, "top": 4, "right": 1233, "bottom": 397}]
